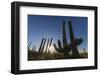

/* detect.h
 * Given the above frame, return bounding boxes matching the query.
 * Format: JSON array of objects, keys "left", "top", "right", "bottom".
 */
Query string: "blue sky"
[{"left": 28, "top": 15, "right": 88, "bottom": 52}]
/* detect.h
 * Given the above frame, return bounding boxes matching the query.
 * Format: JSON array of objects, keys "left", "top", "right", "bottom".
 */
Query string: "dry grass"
[{"left": 28, "top": 50, "right": 87, "bottom": 61}]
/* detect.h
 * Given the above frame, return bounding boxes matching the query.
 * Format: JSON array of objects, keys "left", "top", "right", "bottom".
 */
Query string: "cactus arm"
[
  {"left": 53, "top": 43, "right": 59, "bottom": 52},
  {"left": 75, "top": 38, "right": 83, "bottom": 45},
  {"left": 53, "top": 42, "right": 63, "bottom": 53},
  {"left": 58, "top": 40, "right": 62, "bottom": 50}
]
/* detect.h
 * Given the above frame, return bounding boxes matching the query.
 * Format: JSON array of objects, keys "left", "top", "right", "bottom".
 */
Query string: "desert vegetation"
[{"left": 28, "top": 20, "right": 88, "bottom": 61}]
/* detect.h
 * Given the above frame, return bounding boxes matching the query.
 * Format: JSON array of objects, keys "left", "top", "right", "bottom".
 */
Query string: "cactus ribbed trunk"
[
  {"left": 63, "top": 20, "right": 68, "bottom": 47},
  {"left": 62, "top": 20, "right": 69, "bottom": 58},
  {"left": 68, "top": 20, "right": 80, "bottom": 58},
  {"left": 53, "top": 20, "right": 70, "bottom": 58}
]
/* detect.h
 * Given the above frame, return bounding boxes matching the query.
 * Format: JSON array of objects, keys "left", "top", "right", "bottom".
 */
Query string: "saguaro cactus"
[
  {"left": 53, "top": 20, "right": 70, "bottom": 58},
  {"left": 63, "top": 20, "right": 68, "bottom": 48},
  {"left": 68, "top": 20, "right": 80, "bottom": 58},
  {"left": 53, "top": 20, "right": 83, "bottom": 59},
  {"left": 53, "top": 40, "right": 63, "bottom": 53}
]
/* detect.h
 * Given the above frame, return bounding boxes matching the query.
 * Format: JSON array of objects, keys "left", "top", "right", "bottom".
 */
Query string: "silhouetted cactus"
[
  {"left": 68, "top": 20, "right": 80, "bottom": 58},
  {"left": 38, "top": 38, "right": 44, "bottom": 53},
  {"left": 63, "top": 20, "right": 68, "bottom": 47},
  {"left": 41, "top": 38, "right": 46, "bottom": 53},
  {"left": 53, "top": 20, "right": 71, "bottom": 58},
  {"left": 53, "top": 40, "right": 71, "bottom": 58},
  {"left": 54, "top": 20, "right": 83, "bottom": 59},
  {"left": 68, "top": 38, "right": 83, "bottom": 51},
  {"left": 28, "top": 19, "right": 84, "bottom": 60},
  {"left": 54, "top": 40, "right": 62, "bottom": 53},
  {"left": 75, "top": 38, "right": 83, "bottom": 46}
]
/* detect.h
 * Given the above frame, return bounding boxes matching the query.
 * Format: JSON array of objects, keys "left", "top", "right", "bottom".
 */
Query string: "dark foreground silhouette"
[{"left": 28, "top": 20, "right": 88, "bottom": 61}]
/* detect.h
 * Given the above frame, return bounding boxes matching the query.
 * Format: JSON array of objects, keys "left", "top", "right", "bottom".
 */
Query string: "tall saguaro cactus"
[
  {"left": 53, "top": 20, "right": 70, "bottom": 58},
  {"left": 68, "top": 20, "right": 80, "bottom": 58},
  {"left": 63, "top": 20, "right": 68, "bottom": 47},
  {"left": 54, "top": 20, "right": 82, "bottom": 59}
]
